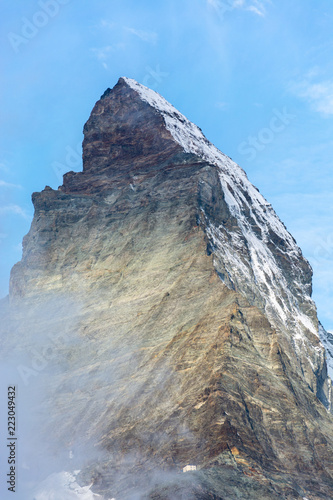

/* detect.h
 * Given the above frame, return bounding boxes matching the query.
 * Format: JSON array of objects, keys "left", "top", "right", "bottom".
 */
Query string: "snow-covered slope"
[
  {"left": 123, "top": 77, "right": 333, "bottom": 402},
  {"left": 123, "top": 78, "right": 316, "bottom": 338}
]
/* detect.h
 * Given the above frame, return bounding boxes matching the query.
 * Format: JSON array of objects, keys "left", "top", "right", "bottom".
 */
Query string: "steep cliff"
[{"left": 4, "top": 78, "right": 333, "bottom": 499}]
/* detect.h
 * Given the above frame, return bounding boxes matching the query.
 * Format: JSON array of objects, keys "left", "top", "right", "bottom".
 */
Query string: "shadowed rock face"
[
  {"left": 82, "top": 81, "right": 183, "bottom": 175},
  {"left": 5, "top": 78, "right": 333, "bottom": 499}
]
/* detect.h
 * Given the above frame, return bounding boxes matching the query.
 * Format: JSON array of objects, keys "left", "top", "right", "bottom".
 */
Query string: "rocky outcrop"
[{"left": 4, "top": 78, "right": 333, "bottom": 499}]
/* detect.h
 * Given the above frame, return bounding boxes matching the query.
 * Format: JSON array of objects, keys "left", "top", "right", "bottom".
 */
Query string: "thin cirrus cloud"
[
  {"left": 91, "top": 26, "right": 157, "bottom": 69},
  {"left": 0, "top": 204, "right": 31, "bottom": 220},
  {"left": 207, "top": 0, "right": 268, "bottom": 17},
  {"left": 0, "top": 180, "right": 22, "bottom": 189},
  {"left": 125, "top": 27, "right": 158, "bottom": 44},
  {"left": 290, "top": 79, "right": 333, "bottom": 116},
  {"left": 247, "top": 3, "right": 266, "bottom": 16},
  {"left": 91, "top": 43, "right": 127, "bottom": 69},
  {"left": 100, "top": 19, "right": 116, "bottom": 29},
  {"left": 91, "top": 44, "right": 126, "bottom": 61}
]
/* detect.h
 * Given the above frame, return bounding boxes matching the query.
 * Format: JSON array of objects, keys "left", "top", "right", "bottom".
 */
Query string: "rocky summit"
[{"left": 3, "top": 77, "right": 333, "bottom": 499}]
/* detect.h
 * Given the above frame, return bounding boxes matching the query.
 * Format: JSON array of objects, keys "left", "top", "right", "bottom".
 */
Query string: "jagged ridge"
[{"left": 119, "top": 77, "right": 331, "bottom": 407}]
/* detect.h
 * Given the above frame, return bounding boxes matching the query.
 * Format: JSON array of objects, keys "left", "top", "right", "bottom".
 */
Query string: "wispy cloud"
[
  {"left": 0, "top": 180, "right": 22, "bottom": 189},
  {"left": 207, "top": 0, "right": 268, "bottom": 17},
  {"left": 207, "top": 0, "right": 221, "bottom": 7},
  {"left": 100, "top": 19, "right": 115, "bottom": 30},
  {"left": 243, "top": 0, "right": 268, "bottom": 16},
  {"left": 125, "top": 27, "right": 158, "bottom": 44},
  {"left": 291, "top": 79, "right": 333, "bottom": 115},
  {"left": 91, "top": 43, "right": 126, "bottom": 61},
  {"left": 216, "top": 101, "right": 228, "bottom": 109},
  {"left": 0, "top": 204, "right": 31, "bottom": 220},
  {"left": 247, "top": 4, "right": 265, "bottom": 16}
]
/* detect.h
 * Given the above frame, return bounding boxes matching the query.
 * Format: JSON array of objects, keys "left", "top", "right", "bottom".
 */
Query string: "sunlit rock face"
[{"left": 5, "top": 78, "right": 333, "bottom": 499}]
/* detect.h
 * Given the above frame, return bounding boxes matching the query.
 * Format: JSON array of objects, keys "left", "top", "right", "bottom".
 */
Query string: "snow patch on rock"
[
  {"left": 319, "top": 325, "right": 333, "bottom": 379},
  {"left": 32, "top": 471, "right": 110, "bottom": 500}
]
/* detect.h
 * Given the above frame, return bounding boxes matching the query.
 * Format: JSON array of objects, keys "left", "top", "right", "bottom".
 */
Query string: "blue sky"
[{"left": 1, "top": 0, "right": 333, "bottom": 329}]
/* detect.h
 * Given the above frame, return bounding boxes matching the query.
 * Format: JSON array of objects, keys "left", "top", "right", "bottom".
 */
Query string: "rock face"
[{"left": 5, "top": 78, "right": 333, "bottom": 499}]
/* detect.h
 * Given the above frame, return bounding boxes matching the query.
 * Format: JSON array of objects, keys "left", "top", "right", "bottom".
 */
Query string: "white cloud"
[
  {"left": 290, "top": 77, "right": 333, "bottom": 115},
  {"left": 207, "top": 0, "right": 268, "bottom": 16},
  {"left": 125, "top": 27, "right": 158, "bottom": 44},
  {"left": 100, "top": 19, "right": 115, "bottom": 30},
  {"left": 91, "top": 46, "right": 112, "bottom": 61},
  {"left": 0, "top": 204, "right": 31, "bottom": 220},
  {"left": 216, "top": 101, "right": 228, "bottom": 109},
  {"left": 207, "top": 0, "right": 223, "bottom": 8},
  {"left": 245, "top": 0, "right": 269, "bottom": 16},
  {"left": 0, "top": 180, "right": 22, "bottom": 189},
  {"left": 91, "top": 43, "right": 126, "bottom": 61},
  {"left": 247, "top": 5, "right": 265, "bottom": 16}
]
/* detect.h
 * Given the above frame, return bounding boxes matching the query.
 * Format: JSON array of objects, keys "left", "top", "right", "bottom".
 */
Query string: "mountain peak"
[
  {"left": 118, "top": 76, "right": 230, "bottom": 166},
  {"left": 82, "top": 77, "right": 185, "bottom": 175},
  {"left": 83, "top": 77, "right": 235, "bottom": 178}
]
